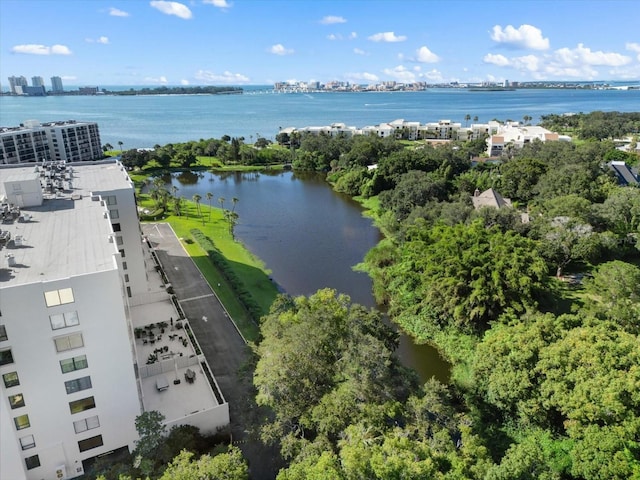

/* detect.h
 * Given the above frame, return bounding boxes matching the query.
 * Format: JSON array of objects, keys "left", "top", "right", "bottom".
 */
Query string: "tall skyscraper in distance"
[
  {"left": 8, "top": 76, "right": 28, "bottom": 94},
  {"left": 51, "top": 76, "right": 64, "bottom": 93},
  {"left": 31, "top": 76, "right": 44, "bottom": 87}
]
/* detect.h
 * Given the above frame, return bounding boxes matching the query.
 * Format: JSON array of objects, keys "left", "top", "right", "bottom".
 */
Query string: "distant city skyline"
[{"left": 1, "top": 0, "right": 639, "bottom": 87}]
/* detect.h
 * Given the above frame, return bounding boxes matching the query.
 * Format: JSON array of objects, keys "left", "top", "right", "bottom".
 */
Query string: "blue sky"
[{"left": 1, "top": 0, "right": 639, "bottom": 87}]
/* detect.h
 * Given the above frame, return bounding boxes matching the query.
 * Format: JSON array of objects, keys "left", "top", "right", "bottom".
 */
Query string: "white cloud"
[
  {"left": 354, "top": 48, "right": 367, "bottom": 55},
  {"left": 320, "top": 15, "right": 346, "bottom": 25},
  {"left": 109, "top": 7, "right": 129, "bottom": 17},
  {"left": 368, "top": 32, "right": 407, "bottom": 43},
  {"left": 87, "top": 36, "right": 110, "bottom": 44},
  {"left": 150, "top": 1, "right": 192, "bottom": 19},
  {"left": 420, "top": 69, "right": 444, "bottom": 82},
  {"left": 415, "top": 46, "right": 440, "bottom": 63},
  {"left": 511, "top": 55, "right": 540, "bottom": 72},
  {"left": 203, "top": 0, "right": 232, "bottom": 8},
  {"left": 483, "top": 53, "right": 510, "bottom": 66},
  {"left": 482, "top": 42, "right": 631, "bottom": 80},
  {"left": 11, "top": 44, "right": 72, "bottom": 55},
  {"left": 382, "top": 65, "right": 416, "bottom": 82},
  {"left": 180, "top": 79, "right": 190, "bottom": 85},
  {"left": 145, "top": 75, "right": 168, "bottom": 84},
  {"left": 554, "top": 43, "right": 631, "bottom": 67},
  {"left": 61, "top": 75, "right": 77, "bottom": 81},
  {"left": 328, "top": 32, "right": 357, "bottom": 41},
  {"left": 490, "top": 24, "right": 549, "bottom": 50},
  {"left": 269, "top": 44, "right": 294, "bottom": 55},
  {"left": 627, "top": 42, "right": 640, "bottom": 61},
  {"left": 345, "top": 72, "right": 379, "bottom": 83},
  {"left": 195, "top": 69, "right": 250, "bottom": 84}
]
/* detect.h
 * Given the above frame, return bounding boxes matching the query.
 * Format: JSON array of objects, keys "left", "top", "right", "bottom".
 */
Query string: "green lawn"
[{"left": 138, "top": 193, "right": 279, "bottom": 343}]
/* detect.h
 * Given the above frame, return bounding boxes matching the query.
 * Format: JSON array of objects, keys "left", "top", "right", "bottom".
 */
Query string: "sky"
[{"left": 1, "top": 0, "right": 639, "bottom": 87}]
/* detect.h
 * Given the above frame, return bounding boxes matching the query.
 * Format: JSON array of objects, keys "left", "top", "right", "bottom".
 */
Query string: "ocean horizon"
[{"left": 2, "top": 87, "right": 639, "bottom": 149}]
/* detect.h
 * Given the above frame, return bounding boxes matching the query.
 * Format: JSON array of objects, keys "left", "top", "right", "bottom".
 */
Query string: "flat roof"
[{"left": 0, "top": 162, "right": 131, "bottom": 286}]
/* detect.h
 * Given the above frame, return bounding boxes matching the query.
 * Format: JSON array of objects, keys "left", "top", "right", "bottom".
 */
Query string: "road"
[{"left": 142, "top": 223, "right": 282, "bottom": 479}]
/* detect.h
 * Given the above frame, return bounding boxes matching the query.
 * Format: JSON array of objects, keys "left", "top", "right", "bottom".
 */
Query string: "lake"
[{"left": 161, "top": 169, "right": 451, "bottom": 383}]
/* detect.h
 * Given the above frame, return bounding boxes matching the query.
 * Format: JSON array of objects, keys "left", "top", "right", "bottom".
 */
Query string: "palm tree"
[
  {"left": 218, "top": 197, "right": 225, "bottom": 210},
  {"left": 118, "top": 141, "right": 124, "bottom": 152},
  {"left": 172, "top": 196, "right": 182, "bottom": 216},
  {"left": 473, "top": 116, "right": 479, "bottom": 122},
  {"left": 231, "top": 197, "right": 239, "bottom": 212},
  {"left": 225, "top": 210, "right": 239, "bottom": 239},
  {"left": 465, "top": 114, "right": 471, "bottom": 127},
  {"left": 206, "top": 192, "right": 213, "bottom": 221},
  {"left": 193, "top": 194, "right": 203, "bottom": 224}
]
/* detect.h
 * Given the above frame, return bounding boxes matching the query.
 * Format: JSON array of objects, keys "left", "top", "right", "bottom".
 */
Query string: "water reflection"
[{"left": 160, "top": 169, "right": 450, "bottom": 383}]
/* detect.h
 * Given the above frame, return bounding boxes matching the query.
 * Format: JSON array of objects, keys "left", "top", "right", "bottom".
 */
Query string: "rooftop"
[{"left": 0, "top": 161, "right": 132, "bottom": 286}]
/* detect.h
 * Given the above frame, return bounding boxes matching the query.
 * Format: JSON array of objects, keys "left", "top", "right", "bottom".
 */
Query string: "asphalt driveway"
[{"left": 142, "top": 223, "right": 281, "bottom": 478}]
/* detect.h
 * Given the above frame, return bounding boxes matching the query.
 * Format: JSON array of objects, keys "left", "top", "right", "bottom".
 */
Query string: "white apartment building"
[
  {"left": 1, "top": 120, "right": 103, "bottom": 165},
  {"left": 1, "top": 160, "right": 229, "bottom": 480},
  {"left": 486, "top": 121, "right": 566, "bottom": 156}
]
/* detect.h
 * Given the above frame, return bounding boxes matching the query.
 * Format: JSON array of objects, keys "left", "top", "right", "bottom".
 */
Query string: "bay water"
[{"left": 2, "top": 87, "right": 639, "bottom": 148}]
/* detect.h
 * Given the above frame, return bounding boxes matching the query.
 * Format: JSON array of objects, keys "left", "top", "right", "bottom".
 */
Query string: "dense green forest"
[{"left": 109, "top": 112, "right": 640, "bottom": 479}]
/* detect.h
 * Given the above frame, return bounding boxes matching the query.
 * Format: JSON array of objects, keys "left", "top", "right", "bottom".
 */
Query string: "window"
[
  {"left": 116, "top": 236, "right": 124, "bottom": 246},
  {"left": 0, "top": 348, "right": 14, "bottom": 366},
  {"left": 60, "top": 355, "right": 88, "bottom": 374},
  {"left": 14, "top": 414, "right": 30, "bottom": 430},
  {"left": 0, "top": 324, "right": 7, "bottom": 341},
  {"left": 78, "top": 434, "right": 103, "bottom": 452},
  {"left": 55, "top": 333, "right": 84, "bottom": 352},
  {"left": 112, "top": 222, "right": 121, "bottom": 232},
  {"left": 3, "top": 371, "right": 20, "bottom": 388},
  {"left": 109, "top": 209, "right": 119, "bottom": 219},
  {"left": 65, "top": 376, "right": 92, "bottom": 394},
  {"left": 25, "top": 454, "right": 40, "bottom": 470},
  {"left": 124, "top": 274, "right": 129, "bottom": 283},
  {"left": 69, "top": 396, "right": 95, "bottom": 414},
  {"left": 126, "top": 286, "right": 132, "bottom": 298},
  {"left": 74, "top": 415, "right": 100, "bottom": 433},
  {"left": 49, "top": 311, "right": 80, "bottom": 330},
  {"left": 122, "top": 261, "right": 128, "bottom": 270},
  {"left": 105, "top": 195, "right": 117, "bottom": 206},
  {"left": 9, "top": 393, "right": 25, "bottom": 409},
  {"left": 44, "top": 288, "right": 75, "bottom": 307},
  {"left": 20, "top": 434, "right": 35, "bottom": 450},
  {"left": 119, "top": 249, "right": 125, "bottom": 258}
]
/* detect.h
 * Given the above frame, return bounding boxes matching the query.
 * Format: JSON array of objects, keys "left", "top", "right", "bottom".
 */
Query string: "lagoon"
[{"left": 163, "top": 169, "right": 451, "bottom": 382}]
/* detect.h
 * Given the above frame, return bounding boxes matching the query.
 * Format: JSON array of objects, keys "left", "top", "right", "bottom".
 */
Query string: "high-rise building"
[
  {"left": 51, "top": 76, "right": 64, "bottom": 93},
  {"left": 7, "top": 76, "right": 28, "bottom": 95},
  {"left": 31, "top": 77, "right": 44, "bottom": 88},
  {"left": 0, "top": 120, "right": 103, "bottom": 164},
  {"left": 0, "top": 160, "right": 229, "bottom": 480}
]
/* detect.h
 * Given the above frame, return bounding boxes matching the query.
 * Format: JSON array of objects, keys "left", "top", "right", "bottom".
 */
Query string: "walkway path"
[{"left": 142, "top": 223, "right": 282, "bottom": 479}]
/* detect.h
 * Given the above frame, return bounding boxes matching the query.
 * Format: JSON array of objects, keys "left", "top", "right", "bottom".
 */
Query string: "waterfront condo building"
[
  {"left": 0, "top": 160, "right": 229, "bottom": 479},
  {"left": 7, "top": 76, "right": 28, "bottom": 95},
  {"left": 0, "top": 120, "right": 103, "bottom": 165},
  {"left": 51, "top": 76, "right": 64, "bottom": 93}
]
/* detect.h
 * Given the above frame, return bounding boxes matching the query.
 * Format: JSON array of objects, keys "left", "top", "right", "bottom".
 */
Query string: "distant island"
[{"left": 107, "top": 86, "right": 243, "bottom": 96}]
